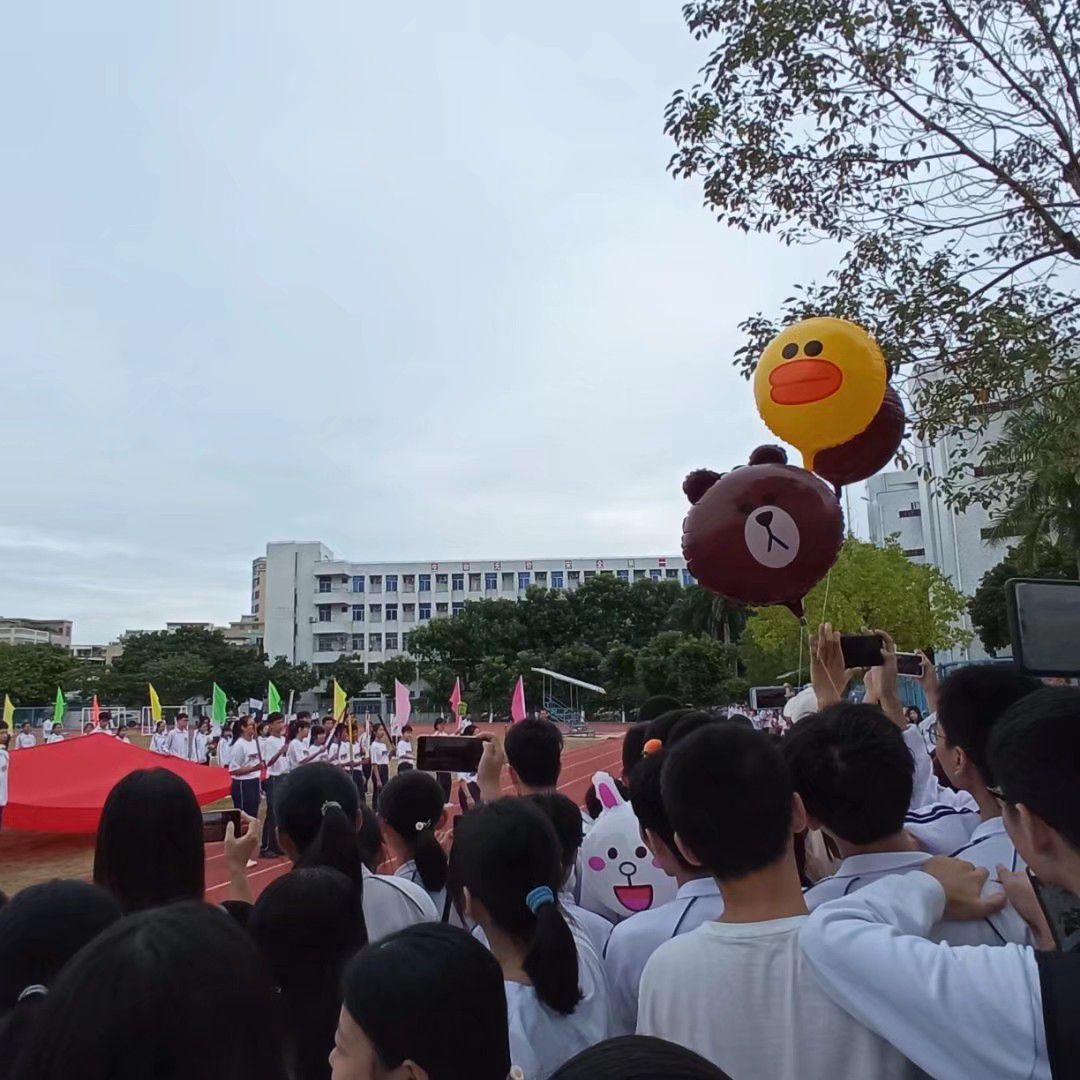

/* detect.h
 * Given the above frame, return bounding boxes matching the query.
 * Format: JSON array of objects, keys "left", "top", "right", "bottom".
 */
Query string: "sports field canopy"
[{"left": 5, "top": 733, "right": 231, "bottom": 833}]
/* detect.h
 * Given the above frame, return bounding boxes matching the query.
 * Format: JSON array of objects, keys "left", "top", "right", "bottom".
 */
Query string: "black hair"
[
  {"left": 645, "top": 708, "right": 695, "bottom": 746},
  {"left": 550, "top": 1035, "right": 732, "bottom": 1079},
  {"left": 93, "top": 769, "right": 204, "bottom": 912},
  {"left": 462, "top": 723, "right": 478, "bottom": 737},
  {"left": 628, "top": 751, "right": 693, "bottom": 871},
  {"left": 9, "top": 902, "right": 287, "bottom": 1080},
  {"left": 782, "top": 703, "right": 913, "bottom": 845},
  {"left": 230, "top": 717, "right": 250, "bottom": 744},
  {"left": 433, "top": 717, "right": 447, "bottom": 731},
  {"left": 621, "top": 722, "right": 650, "bottom": 780},
  {"left": 526, "top": 792, "right": 584, "bottom": 880},
  {"left": 662, "top": 724, "right": 793, "bottom": 880},
  {"left": 451, "top": 799, "right": 581, "bottom": 1014},
  {"left": 637, "top": 696, "right": 682, "bottom": 724},
  {"left": 937, "top": 665, "right": 1041, "bottom": 785},
  {"left": 379, "top": 771, "right": 447, "bottom": 892},
  {"left": 342, "top": 923, "right": 511, "bottom": 1080},
  {"left": 988, "top": 687, "right": 1080, "bottom": 851},
  {"left": 274, "top": 763, "right": 368, "bottom": 944},
  {"left": 250, "top": 868, "right": 365, "bottom": 1080},
  {"left": 904, "top": 705, "right": 924, "bottom": 723},
  {"left": 504, "top": 717, "right": 563, "bottom": 788},
  {"left": 286, "top": 717, "right": 311, "bottom": 742},
  {"left": 356, "top": 804, "right": 384, "bottom": 872},
  {"left": 665, "top": 711, "right": 724, "bottom": 746},
  {"left": 296, "top": 710, "right": 311, "bottom": 721},
  {"left": 0, "top": 881, "right": 121, "bottom": 1074}
]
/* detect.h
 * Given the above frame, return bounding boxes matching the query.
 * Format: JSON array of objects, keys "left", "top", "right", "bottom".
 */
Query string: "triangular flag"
[
  {"left": 510, "top": 675, "right": 527, "bottom": 723},
  {"left": 212, "top": 683, "right": 228, "bottom": 726},
  {"left": 2, "top": 694, "right": 14, "bottom": 729},
  {"left": 91, "top": 694, "right": 101, "bottom": 729},
  {"left": 449, "top": 677, "right": 463, "bottom": 731},
  {"left": 333, "top": 679, "right": 347, "bottom": 721},
  {"left": 148, "top": 683, "right": 162, "bottom": 723},
  {"left": 53, "top": 687, "right": 65, "bottom": 729},
  {"left": 394, "top": 679, "right": 411, "bottom": 730},
  {"left": 267, "top": 681, "right": 282, "bottom": 714}
]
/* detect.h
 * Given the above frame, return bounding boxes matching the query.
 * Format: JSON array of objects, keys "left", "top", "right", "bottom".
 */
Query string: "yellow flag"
[
  {"left": 2, "top": 694, "right": 13, "bottom": 729},
  {"left": 333, "top": 679, "right": 347, "bottom": 721},
  {"left": 148, "top": 683, "right": 162, "bottom": 723}
]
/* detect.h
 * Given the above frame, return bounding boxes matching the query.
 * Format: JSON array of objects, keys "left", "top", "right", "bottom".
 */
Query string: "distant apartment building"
[
  {"left": 0, "top": 618, "right": 73, "bottom": 648},
  {"left": 251, "top": 557, "right": 267, "bottom": 620},
  {"left": 69, "top": 643, "right": 123, "bottom": 665},
  {"left": 263, "top": 541, "right": 691, "bottom": 668}
]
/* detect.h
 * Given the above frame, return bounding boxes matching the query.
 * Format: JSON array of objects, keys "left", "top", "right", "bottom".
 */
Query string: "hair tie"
[
  {"left": 321, "top": 800, "right": 342, "bottom": 816},
  {"left": 17, "top": 985, "right": 47, "bottom": 1002},
  {"left": 525, "top": 886, "right": 555, "bottom": 914},
  {"left": 414, "top": 819, "right": 432, "bottom": 832},
  {"left": 643, "top": 738, "right": 663, "bottom": 757}
]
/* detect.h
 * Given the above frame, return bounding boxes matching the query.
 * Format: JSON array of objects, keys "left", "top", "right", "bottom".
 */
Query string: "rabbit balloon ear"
[{"left": 592, "top": 771, "right": 624, "bottom": 811}]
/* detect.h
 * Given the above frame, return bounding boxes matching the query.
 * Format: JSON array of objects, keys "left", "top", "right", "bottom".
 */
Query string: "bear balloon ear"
[
  {"left": 683, "top": 469, "right": 722, "bottom": 505},
  {"left": 748, "top": 445, "right": 788, "bottom": 466}
]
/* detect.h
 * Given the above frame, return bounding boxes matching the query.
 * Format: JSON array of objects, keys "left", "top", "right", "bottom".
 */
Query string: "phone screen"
[
  {"left": 202, "top": 809, "right": 241, "bottom": 843},
  {"left": 841, "top": 634, "right": 885, "bottom": 669},
  {"left": 896, "top": 652, "right": 923, "bottom": 677},
  {"left": 1007, "top": 579, "right": 1080, "bottom": 677},
  {"left": 416, "top": 735, "right": 484, "bottom": 774},
  {"left": 1030, "top": 872, "right": 1080, "bottom": 953}
]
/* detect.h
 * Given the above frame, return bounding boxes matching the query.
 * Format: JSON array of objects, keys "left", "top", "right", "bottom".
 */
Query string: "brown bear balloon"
[{"left": 681, "top": 446, "right": 844, "bottom": 618}]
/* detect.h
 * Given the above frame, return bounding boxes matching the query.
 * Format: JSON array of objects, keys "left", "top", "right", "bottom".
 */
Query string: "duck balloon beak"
[{"left": 769, "top": 359, "right": 843, "bottom": 405}]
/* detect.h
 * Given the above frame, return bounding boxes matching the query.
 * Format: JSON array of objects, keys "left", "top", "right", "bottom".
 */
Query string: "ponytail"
[
  {"left": 412, "top": 825, "right": 448, "bottom": 893},
  {"left": 379, "top": 772, "right": 447, "bottom": 893},
  {"left": 521, "top": 887, "right": 582, "bottom": 1015}
]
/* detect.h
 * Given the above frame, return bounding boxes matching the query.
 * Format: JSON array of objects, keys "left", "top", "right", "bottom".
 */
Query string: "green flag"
[
  {"left": 212, "top": 683, "right": 227, "bottom": 726},
  {"left": 53, "top": 687, "right": 65, "bottom": 727},
  {"left": 267, "top": 681, "right": 282, "bottom": 715}
]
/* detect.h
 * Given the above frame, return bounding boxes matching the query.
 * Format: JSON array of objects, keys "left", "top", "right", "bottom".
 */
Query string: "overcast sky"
[{"left": 3, "top": 2, "right": 852, "bottom": 644}]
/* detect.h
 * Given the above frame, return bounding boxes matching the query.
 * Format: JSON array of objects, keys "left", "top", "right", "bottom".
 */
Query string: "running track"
[{"left": 203, "top": 731, "right": 625, "bottom": 900}]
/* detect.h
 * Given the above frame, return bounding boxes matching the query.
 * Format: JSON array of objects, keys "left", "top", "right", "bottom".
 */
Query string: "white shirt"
[
  {"left": 14, "top": 732, "right": 36, "bottom": 750},
  {"left": 951, "top": 816, "right": 1034, "bottom": 945},
  {"left": 905, "top": 794, "right": 980, "bottom": 854},
  {"left": 506, "top": 931, "right": 613, "bottom": 1080},
  {"left": 637, "top": 915, "right": 917, "bottom": 1080},
  {"left": 562, "top": 892, "right": 613, "bottom": 962},
  {"left": 194, "top": 731, "right": 210, "bottom": 764},
  {"left": 42, "top": 718, "right": 55, "bottom": 735},
  {"left": 260, "top": 734, "right": 287, "bottom": 777},
  {"left": 228, "top": 737, "right": 261, "bottom": 777},
  {"left": 902, "top": 724, "right": 936, "bottom": 809},
  {"left": 150, "top": 731, "right": 169, "bottom": 754},
  {"left": 801, "top": 871, "right": 1049, "bottom": 1080},
  {"left": 45, "top": 733, "right": 65, "bottom": 744},
  {"left": 360, "top": 866, "right": 439, "bottom": 942},
  {"left": 804, "top": 849, "right": 1009, "bottom": 946},
  {"left": 164, "top": 726, "right": 197, "bottom": 761},
  {"left": 285, "top": 737, "right": 311, "bottom": 772},
  {"left": 216, "top": 741, "right": 231, "bottom": 768},
  {"left": 0, "top": 746, "right": 8, "bottom": 805},
  {"left": 395, "top": 738, "right": 414, "bottom": 763},
  {"left": 395, "top": 859, "right": 456, "bottom": 925},
  {"left": 370, "top": 741, "right": 390, "bottom": 767},
  {"left": 604, "top": 876, "right": 725, "bottom": 1036}
]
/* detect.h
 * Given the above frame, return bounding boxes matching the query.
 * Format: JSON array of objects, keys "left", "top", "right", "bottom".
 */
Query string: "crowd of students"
[{"left": 0, "top": 632, "right": 1079, "bottom": 1078}]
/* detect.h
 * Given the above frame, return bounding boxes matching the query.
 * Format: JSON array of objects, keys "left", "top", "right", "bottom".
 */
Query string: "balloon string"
[
  {"left": 797, "top": 617, "right": 806, "bottom": 688},
  {"left": 821, "top": 567, "right": 833, "bottom": 627}
]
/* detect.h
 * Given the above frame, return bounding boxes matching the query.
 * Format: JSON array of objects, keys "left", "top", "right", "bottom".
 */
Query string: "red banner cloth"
[{"left": 6, "top": 733, "right": 232, "bottom": 833}]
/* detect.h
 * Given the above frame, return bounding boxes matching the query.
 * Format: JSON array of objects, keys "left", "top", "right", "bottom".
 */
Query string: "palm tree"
[
  {"left": 671, "top": 586, "right": 746, "bottom": 644},
  {"left": 984, "top": 389, "right": 1080, "bottom": 577}
]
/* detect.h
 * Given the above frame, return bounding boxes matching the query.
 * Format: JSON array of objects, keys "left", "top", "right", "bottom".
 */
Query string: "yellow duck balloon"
[{"left": 753, "top": 316, "right": 904, "bottom": 488}]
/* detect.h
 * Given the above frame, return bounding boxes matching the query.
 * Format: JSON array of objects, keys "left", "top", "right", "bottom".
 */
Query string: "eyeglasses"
[{"left": 927, "top": 720, "right": 939, "bottom": 744}]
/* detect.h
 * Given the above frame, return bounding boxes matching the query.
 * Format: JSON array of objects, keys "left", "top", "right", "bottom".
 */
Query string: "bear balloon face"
[
  {"left": 579, "top": 777, "right": 676, "bottom": 923},
  {"left": 681, "top": 459, "right": 844, "bottom": 618}
]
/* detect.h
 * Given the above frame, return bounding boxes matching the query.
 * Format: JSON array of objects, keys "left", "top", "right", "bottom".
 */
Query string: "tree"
[
  {"left": 742, "top": 538, "right": 971, "bottom": 683},
  {"left": 636, "top": 631, "right": 740, "bottom": 706},
  {"left": 602, "top": 643, "right": 646, "bottom": 711},
  {"left": 264, "top": 658, "right": 320, "bottom": 701},
  {"left": 371, "top": 656, "right": 418, "bottom": 699},
  {"left": 970, "top": 541, "right": 1076, "bottom": 652},
  {"left": 320, "top": 656, "right": 371, "bottom": 698},
  {"left": 0, "top": 644, "right": 80, "bottom": 704},
  {"left": 670, "top": 585, "right": 746, "bottom": 643},
  {"left": 666, "top": 0, "right": 1080, "bottom": 503}
]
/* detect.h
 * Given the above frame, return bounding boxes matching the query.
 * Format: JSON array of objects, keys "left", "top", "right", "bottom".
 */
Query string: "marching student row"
[{"left": 2, "top": 644, "right": 1080, "bottom": 1079}]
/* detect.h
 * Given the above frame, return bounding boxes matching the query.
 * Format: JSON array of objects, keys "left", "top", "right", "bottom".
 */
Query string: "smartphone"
[
  {"left": 896, "top": 652, "right": 923, "bottom": 677},
  {"left": 841, "top": 634, "right": 885, "bottom": 669},
  {"left": 416, "top": 735, "right": 484, "bottom": 774},
  {"left": 1030, "top": 872, "right": 1080, "bottom": 952},
  {"left": 1006, "top": 578, "right": 1080, "bottom": 677},
  {"left": 202, "top": 809, "right": 242, "bottom": 843}
]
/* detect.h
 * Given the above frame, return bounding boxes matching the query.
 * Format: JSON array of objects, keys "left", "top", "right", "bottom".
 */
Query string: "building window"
[
  {"left": 318, "top": 578, "right": 332, "bottom": 593},
  {"left": 316, "top": 634, "right": 346, "bottom": 652},
  {"left": 617, "top": 569, "right": 630, "bottom": 582},
  {"left": 436, "top": 574, "right": 448, "bottom": 592},
  {"left": 650, "top": 569, "right": 662, "bottom": 581},
  {"left": 403, "top": 603, "right": 415, "bottom": 622},
  {"left": 352, "top": 605, "right": 365, "bottom": 622},
  {"left": 583, "top": 570, "right": 596, "bottom": 580},
  {"left": 402, "top": 574, "right": 415, "bottom": 592},
  {"left": 485, "top": 572, "right": 498, "bottom": 590},
  {"left": 903, "top": 548, "right": 926, "bottom": 557},
  {"left": 551, "top": 571, "right": 564, "bottom": 589},
  {"left": 452, "top": 573, "right": 465, "bottom": 591},
  {"left": 535, "top": 571, "right": 547, "bottom": 585},
  {"left": 502, "top": 572, "right": 514, "bottom": 590},
  {"left": 518, "top": 572, "right": 531, "bottom": 589},
  {"left": 682, "top": 570, "right": 695, "bottom": 586},
  {"left": 402, "top": 633, "right": 411, "bottom": 653},
  {"left": 418, "top": 574, "right": 431, "bottom": 592},
  {"left": 386, "top": 604, "right": 398, "bottom": 622},
  {"left": 351, "top": 576, "right": 364, "bottom": 593},
  {"left": 436, "top": 602, "right": 448, "bottom": 615},
  {"left": 369, "top": 575, "right": 383, "bottom": 594},
  {"left": 386, "top": 575, "right": 398, "bottom": 592},
  {"left": 351, "top": 634, "right": 365, "bottom": 651},
  {"left": 369, "top": 605, "right": 382, "bottom": 622},
  {"left": 318, "top": 605, "right": 332, "bottom": 623},
  {"left": 633, "top": 569, "right": 646, "bottom": 580},
  {"left": 898, "top": 507, "right": 922, "bottom": 519},
  {"left": 468, "top": 572, "right": 481, "bottom": 591},
  {"left": 452, "top": 602, "right": 465, "bottom": 616},
  {"left": 419, "top": 603, "right": 431, "bottom": 621},
  {"left": 666, "top": 568, "right": 679, "bottom": 579},
  {"left": 568, "top": 570, "right": 580, "bottom": 584},
  {"left": 369, "top": 633, "right": 382, "bottom": 652},
  {"left": 385, "top": 633, "right": 399, "bottom": 651}
]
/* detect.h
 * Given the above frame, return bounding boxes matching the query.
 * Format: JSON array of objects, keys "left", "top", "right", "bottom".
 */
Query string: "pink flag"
[
  {"left": 91, "top": 695, "right": 101, "bottom": 730},
  {"left": 394, "top": 679, "right": 411, "bottom": 730},
  {"left": 510, "top": 676, "right": 527, "bottom": 723},
  {"left": 449, "top": 678, "right": 463, "bottom": 732}
]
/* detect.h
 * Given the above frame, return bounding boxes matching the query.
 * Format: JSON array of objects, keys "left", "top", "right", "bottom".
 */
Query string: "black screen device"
[
  {"left": 416, "top": 735, "right": 484, "bottom": 774},
  {"left": 1006, "top": 578, "right": 1080, "bottom": 677},
  {"left": 841, "top": 634, "right": 885, "bottom": 669}
]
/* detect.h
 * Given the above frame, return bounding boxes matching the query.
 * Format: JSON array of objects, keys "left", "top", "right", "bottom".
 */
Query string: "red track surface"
[{"left": 203, "top": 729, "right": 626, "bottom": 901}]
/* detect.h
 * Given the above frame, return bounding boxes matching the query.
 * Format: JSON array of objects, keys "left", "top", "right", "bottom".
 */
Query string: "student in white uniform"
[
  {"left": 284, "top": 717, "right": 312, "bottom": 772},
  {"left": 149, "top": 721, "right": 168, "bottom": 754},
  {"left": 164, "top": 713, "right": 198, "bottom": 761},
  {"left": 380, "top": 771, "right": 453, "bottom": 919},
  {"left": 801, "top": 687, "right": 1080, "bottom": 1080},
  {"left": 258, "top": 712, "right": 288, "bottom": 859},
  {"left": 394, "top": 724, "right": 415, "bottom": 772},
  {"left": 45, "top": 728, "right": 65, "bottom": 744},
  {"left": 0, "top": 731, "right": 9, "bottom": 831},
  {"left": 369, "top": 726, "right": 391, "bottom": 809},
  {"left": 783, "top": 700, "right": 1024, "bottom": 945},
  {"left": 227, "top": 717, "right": 262, "bottom": 823},
  {"left": 636, "top": 723, "right": 915, "bottom": 1080},
  {"left": 452, "top": 798, "right": 613, "bottom": 1078},
  {"left": 13, "top": 724, "right": 37, "bottom": 750},
  {"left": 193, "top": 719, "right": 210, "bottom": 764},
  {"left": 606, "top": 746, "right": 724, "bottom": 1035},
  {"left": 273, "top": 761, "right": 438, "bottom": 943}
]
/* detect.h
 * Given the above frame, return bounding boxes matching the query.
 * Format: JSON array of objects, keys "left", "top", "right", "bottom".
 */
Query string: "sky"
[{"left": 2, "top": 2, "right": 850, "bottom": 644}]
